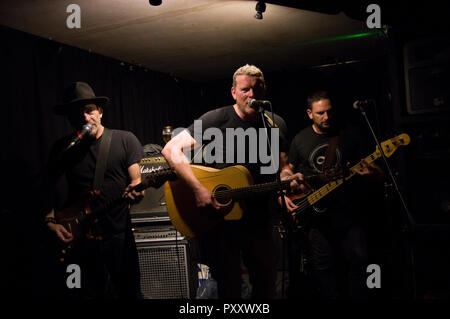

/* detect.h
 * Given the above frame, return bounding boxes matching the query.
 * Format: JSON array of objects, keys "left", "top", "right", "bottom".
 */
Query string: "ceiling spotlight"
[
  {"left": 149, "top": 0, "right": 162, "bottom": 6},
  {"left": 254, "top": 1, "right": 266, "bottom": 20}
]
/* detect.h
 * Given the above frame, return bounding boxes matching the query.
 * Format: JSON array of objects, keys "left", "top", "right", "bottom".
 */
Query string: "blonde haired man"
[{"left": 162, "top": 65, "right": 305, "bottom": 298}]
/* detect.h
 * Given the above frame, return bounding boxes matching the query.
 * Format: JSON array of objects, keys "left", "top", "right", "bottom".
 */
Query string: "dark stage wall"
[
  {"left": 1, "top": 25, "right": 449, "bottom": 299},
  {"left": 0, "top": 26, "right": 391, "bottom": 214}
]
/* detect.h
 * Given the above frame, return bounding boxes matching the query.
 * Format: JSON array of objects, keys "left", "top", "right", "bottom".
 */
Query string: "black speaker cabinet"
[
  {"left": 134, "top": 224, "right": 198, "bottom": 299},
  {"left": 404, "top": 37, "right": 450, "bottom": 114}
]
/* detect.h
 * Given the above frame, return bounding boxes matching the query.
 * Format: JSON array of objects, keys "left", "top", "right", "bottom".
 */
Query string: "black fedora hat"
[{"left": 53, "top": 82, "right": 109, "bottom": 115}]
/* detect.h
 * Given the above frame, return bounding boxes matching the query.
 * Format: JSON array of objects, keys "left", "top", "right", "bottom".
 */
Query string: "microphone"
[
  {"left": 352, "top": 99, "right": 371, "bottom": 110},
  {"left": 65, "top": 123, "right": 93, "bottom": 151},
  {"left": 248, "top": 98, "right": 271, "bottom": 111}
]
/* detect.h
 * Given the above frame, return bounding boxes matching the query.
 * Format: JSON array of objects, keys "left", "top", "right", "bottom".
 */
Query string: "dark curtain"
[{"left": 0, "top": 26, "right": 207, "bottom": 296}]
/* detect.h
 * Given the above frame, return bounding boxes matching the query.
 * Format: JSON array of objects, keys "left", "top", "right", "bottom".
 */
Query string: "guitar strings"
[
  {"left": 211, "top": 147, "right": 385, "bottom": 213},
  {"left": 213, "top": 180, "right": 291, "bottom": 200},
  {"left": 292, "top": 178, "right": 346, "bottom": 215},
  {"left": 291, "top": 155, "right": 378, "bottom": 216}
]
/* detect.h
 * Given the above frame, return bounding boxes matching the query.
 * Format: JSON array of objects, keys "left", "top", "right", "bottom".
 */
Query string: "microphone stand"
[
  {"left": 258, "top": 103, "right": 298, "bottom": 299},
  {"left": 357, "top": 102, "right": 417, "bottom": 299}
]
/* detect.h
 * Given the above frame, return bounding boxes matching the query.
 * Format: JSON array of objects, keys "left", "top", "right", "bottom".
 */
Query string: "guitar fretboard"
[
  {"left": 214, "top": 180, "right": 291, "bottom": 200},
  {"left": 307, "top": 149, "right": 381, "bottom": 205}
]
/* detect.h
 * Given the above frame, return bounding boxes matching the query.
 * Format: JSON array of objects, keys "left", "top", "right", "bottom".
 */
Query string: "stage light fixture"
[
  {"left": 149, "top": 0, "right": 162, "bottom": 6},
  {"left": 254, "top": 1, "right": 266, "bottom": 20}
]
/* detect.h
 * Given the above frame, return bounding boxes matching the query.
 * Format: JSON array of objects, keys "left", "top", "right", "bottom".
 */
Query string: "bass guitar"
[{"left": 289, "top": 133, "right": 410, "bottom": 220}]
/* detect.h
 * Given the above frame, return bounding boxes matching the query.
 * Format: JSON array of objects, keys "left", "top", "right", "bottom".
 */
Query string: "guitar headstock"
[{"left": 378, "top": 133, "right": 410, "bottom": 157}]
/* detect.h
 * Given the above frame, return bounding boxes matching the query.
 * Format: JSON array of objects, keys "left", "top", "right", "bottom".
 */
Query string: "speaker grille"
[{"left": 137, "top": 241, "right": 192, "bottom": 299}]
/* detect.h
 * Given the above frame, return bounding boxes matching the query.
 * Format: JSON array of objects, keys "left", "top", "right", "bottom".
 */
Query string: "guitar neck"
[
  {"left": 78, "top": 169, "right": 175, "bottom": 223},
  {"left": 348, "top": 149, "right": 382, "bottom": 178},
  {"left": 215, "top": 179, "right": 291, "bottom": 201},
  {"left": 139, "top": 168, "right": 175, "bottom": 190},
  {"left": 306, "top": 149, "right": 381, "bottom": 206}
]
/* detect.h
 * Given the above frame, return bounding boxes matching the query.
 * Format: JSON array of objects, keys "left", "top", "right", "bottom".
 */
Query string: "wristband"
[{"left": 45, "top": 217, "right": 56, "bottom": 225}]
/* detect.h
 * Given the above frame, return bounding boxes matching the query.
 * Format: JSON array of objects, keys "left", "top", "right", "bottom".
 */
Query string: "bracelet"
[{"left": 44, "top": 217, "right": 56, "bottom": 225}]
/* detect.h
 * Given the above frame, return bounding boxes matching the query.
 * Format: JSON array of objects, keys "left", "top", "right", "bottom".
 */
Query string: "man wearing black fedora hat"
[{"left": 43, "top": 81, "right": 145, "bottom": 298}]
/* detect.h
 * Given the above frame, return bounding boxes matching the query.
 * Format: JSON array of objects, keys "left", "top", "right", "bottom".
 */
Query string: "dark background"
[{"left": 1, "top": 12, "right": 449, "bottom": 299}]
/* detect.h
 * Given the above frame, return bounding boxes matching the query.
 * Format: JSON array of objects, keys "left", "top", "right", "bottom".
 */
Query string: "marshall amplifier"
[
  {"left": 130, "top": 153, "right": 170, "bottom": 222},
  {"left": 133, "top": 224, "right": 198, "bottom": 299}
]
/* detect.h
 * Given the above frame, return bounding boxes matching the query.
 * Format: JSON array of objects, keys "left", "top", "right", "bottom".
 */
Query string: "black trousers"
[
  {"left": 307, "top": 223, "right": 369, "bottom": 299},
  {"left": 54, "top": 229, "right": 141, "bottom": 299},
  {"left": 198, "top": 220, "right": 277, "bottom": 299}
]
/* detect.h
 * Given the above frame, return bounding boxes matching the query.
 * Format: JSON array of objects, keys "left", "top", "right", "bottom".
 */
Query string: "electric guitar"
[
  {"left": 289, "top": 133, "right": 410, "bottom": 220},
  {"left": 164, "top": 165, "right": 292, "bottom": 238},
  {"left": 54, "top": 166, "right": 175, "bottom": 260}
]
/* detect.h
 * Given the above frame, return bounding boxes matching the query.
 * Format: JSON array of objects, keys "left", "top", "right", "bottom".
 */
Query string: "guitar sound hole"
[{"left": 214, "top": 186, "right": 232, "bottom": 205}]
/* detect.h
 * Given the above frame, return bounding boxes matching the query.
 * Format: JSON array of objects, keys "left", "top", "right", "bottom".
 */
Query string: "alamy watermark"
[
  {"left": 66, "top": 4, "right": 81, "bottom": 29},
  {"left": 366, "top": 4, "right": 381, "bottom": 29},
  {"left": 366, "top": 264, "right": 381, "bottom": 289},
  {"left": 66, "top": 263, "right": 81, "bottom": 289},
  {"left": 171, "top": 120, "right": 280, "bottom": 174}
]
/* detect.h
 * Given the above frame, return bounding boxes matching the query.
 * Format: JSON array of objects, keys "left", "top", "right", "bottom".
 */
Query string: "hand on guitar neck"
[
  {"left": 354, "top": 159, "right": 384, "bottom": 180},
  {"left": 122, "top": 162, "right": 146, "bottom": 204},
  {"left": 122, "top": 182, "right": 145, "bottom": 203}
]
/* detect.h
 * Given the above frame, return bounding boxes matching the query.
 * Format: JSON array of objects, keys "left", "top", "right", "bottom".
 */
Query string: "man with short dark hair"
[{"left": 282, "top": 90, "right": 383, "bottom": 299}]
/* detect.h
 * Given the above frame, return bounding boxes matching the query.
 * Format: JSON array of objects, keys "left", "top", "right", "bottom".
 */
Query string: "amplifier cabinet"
[
  {"left": 130, "top": 155, "right": 169, "bottom": 216},
  {"left": 134, "top": 225, "right": 198, "bottom": 299}
]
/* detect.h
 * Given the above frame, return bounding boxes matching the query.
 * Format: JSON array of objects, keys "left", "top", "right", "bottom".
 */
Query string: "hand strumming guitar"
[
  {"left": 45, "top": 211, "right": 74, "bottom": 243},
  {"left": 193, "top": 184, "right": 220, "bottom": 210}
]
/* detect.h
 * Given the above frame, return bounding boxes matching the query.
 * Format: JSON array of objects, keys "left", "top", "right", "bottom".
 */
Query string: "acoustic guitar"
[
  {"left": 289, "top": 133, "right": 410, "bottom": 220},
  {"left": 164, "top": 165, "right": 292, "bottom": 238}
]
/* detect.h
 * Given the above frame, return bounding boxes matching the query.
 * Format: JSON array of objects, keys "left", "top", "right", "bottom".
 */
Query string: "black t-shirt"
[
  {"left": 187, "top": 105, "right": 288, "bottom": 184},
  {"left": 186, "top": 105, "right": 288, "bottom": 222},
  {"left": 289, "top": 125, "right": 371, "bottom": 224},
  {"left": 47, "top": 128, "right": 143, "bottom": 236}
]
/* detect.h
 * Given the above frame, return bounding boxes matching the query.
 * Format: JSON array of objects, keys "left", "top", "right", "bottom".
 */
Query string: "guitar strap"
[
  {"left": 322, "top": 135, "right": 339, "bottom": 173},
  {"left": 93, "top": 127, "right": 113, "bottom": 191},
  {"left": 263, "top": 112, "right": 278, "bottom": 128}
]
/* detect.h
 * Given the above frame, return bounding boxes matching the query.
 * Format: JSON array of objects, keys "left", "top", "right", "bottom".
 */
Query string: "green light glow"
[{"left": 305, "top": 30, "right": 383, "bottom": 45}]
